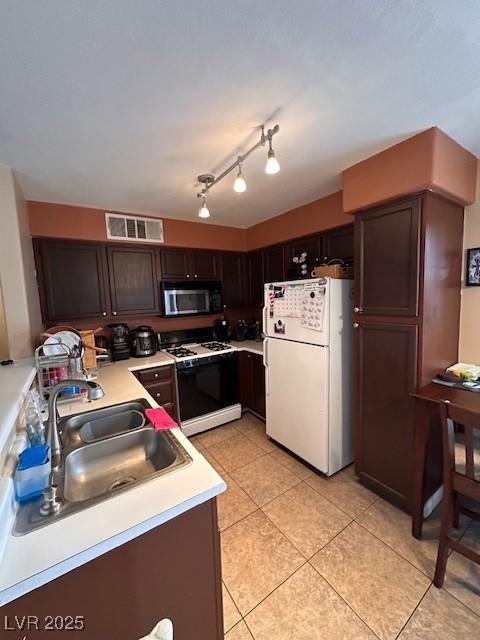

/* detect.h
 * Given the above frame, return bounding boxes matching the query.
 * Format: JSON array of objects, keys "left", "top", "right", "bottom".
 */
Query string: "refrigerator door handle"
[
  {"left": 262, "top": 304, "right": 268, "bottom": 334},
  {"left": 263, "top": 338, "right": 269, "bottom": 396}
]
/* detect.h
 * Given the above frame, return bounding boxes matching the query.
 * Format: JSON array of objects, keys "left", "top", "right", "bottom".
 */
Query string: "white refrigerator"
[{"left": 263, "top": 277, "right": 353, "bottom": 476}]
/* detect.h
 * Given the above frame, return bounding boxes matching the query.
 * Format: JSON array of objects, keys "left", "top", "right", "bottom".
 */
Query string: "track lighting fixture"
[
  {"left": 233, "top": 160, "right": 247, "bottom": 193},
  {"left": 195, "top": 123, "right": 280, "bottom": 218}
]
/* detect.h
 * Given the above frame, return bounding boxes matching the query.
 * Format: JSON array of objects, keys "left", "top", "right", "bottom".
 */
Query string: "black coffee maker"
[
  {"left": 214, "top": 318, "right": 230, "bottom": 342},
  {"left": 109, "top": 323, "right": 130, "bottom": 361}
]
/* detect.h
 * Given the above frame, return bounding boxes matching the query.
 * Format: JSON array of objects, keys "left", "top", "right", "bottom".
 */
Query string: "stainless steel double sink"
[{"left": 14, "top": 399, "right": 192, "bottom": 536}]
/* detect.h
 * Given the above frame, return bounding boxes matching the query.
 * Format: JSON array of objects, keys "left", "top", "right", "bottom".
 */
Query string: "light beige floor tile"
[
  {"left": 246, "top": 563, "right": 376, "bottom": 640},
  {"left": 208, "top": 434, "right": 265, "bottom": 472},
  {"left": 221, "top": 510, "right": 304, "bottom": 615},
  {"left": 218, "top": 474, "right": 258, "bottom": 531},
  {"left": 189, "top": 437, "right": 206, "bottom": 451},
  {"left": 262, "top": 482, "right": 351, "bottom": 558},
  {"left": 192, "top": 422, "right": 240, "bottom": 448},
  {"left": 223, "top": 583, "right": 241, "bottom": 633},
  {"left": 231, "top": 454, "right": 300, "bottom": 506},
  {"left": 311, "top": 522, "right": 430, "bottom": 640},
  {"left": 399, "top": 585, "right": 480, "bottom": 639},
  {"left": 244, "top": 424, "right": 278, "bottom": 453},
  {"left": 270, "top": 447, "right": 314, "bottom": 480},
  {"left": 235, "top": 413, "right": 265, "bottom": 434},
  {"left": 357, "top": 498, "right": 470, "bottom": 579},
  {"left": 306, "top": 465, "right": 377, "bottom": 517},
  {"left": 199, "top": 448, "right": 228, "bottom": 476},
  {"left": 443, "top": 520, "right": 480, "bottom": 616},
  {"left": 225, "top": 621, "right": 254, "bottom": 640}
]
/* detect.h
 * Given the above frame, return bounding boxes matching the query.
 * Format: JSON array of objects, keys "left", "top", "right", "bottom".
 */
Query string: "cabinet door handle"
[
  {"left": 194, "top": 274, "right": 198, "bottom": 278},
  {"left": 102, "top": 311, "right": 107, "bottom": 317},
  {"left": 186, "top": 274, "right": 190, "bottom": 278},
  {"left": 353, "top": 322, "right": 359, "bottom": 329},
  {"left": 156, "top": 392, "right": 161, "bottom": 398},
  {"left": 353, "top": 307, "right": 363, "bottom": 314},
  {"left": 112, "top": 311, "right": 117, "bottom": 316},
  {"left": 154, "top": 373, "right": 159, "bottom": 378}
]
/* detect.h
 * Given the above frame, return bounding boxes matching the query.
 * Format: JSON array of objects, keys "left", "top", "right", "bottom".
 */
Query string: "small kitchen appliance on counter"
[
  {"left": 214, "top": 318, "right": 230, "bottom": 342},
  {"left": 130, "top": 325, "right": 157, "bottom": 357},
  {"left": 109, "top": 323, "right": 131, "bottom": 361}
]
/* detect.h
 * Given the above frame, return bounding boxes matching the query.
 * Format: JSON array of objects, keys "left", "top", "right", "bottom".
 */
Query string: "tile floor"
[{"left": 190, "top": 414, "right": 480, "bottom": 639}]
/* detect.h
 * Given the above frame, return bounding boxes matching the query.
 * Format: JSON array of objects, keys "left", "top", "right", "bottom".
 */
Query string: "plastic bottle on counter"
[{"left": 25, "top": 400, "right": 45, "bottom": 446}]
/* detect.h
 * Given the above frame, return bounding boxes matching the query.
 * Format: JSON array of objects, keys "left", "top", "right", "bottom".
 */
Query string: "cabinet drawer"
[
  {"left": 162, "top": 402, "right": 177, "bottom": 420},
  {"left": 146, "top": 381, "right": 174, "bottom": 404},
  {"left": 137, "top": 365, "right": 173, "bottom": 385}
]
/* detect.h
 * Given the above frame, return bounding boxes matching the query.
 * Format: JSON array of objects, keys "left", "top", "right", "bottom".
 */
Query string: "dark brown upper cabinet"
[
  {"left": 323, "top": 225, "right": 354, "bottom": 263},
  {"left": 355, "top": 199, "right": 421, "bottom": 317},
  {"left": 190, "top": 250, "right": 217, "bottom": 280},
  {"left": 221, "top": 252, "right": 245, "bottom": 309},
  {"left": 284, "top": 234, "right": 322, "bottom": 279},
  {"left": 263, "top": 244, "right": 285, "bottom": 284},
  {"left": 160, "top": 248, "right": 218, "bottom": 281},
  {"left": 107, "top": 246, "right": 158, "bottom": 316},
  {"left": 160, "top": 248, "right": 190, "bottom": 280},
  {"left": 248, "top": 250, "right": 264, "bottom": 306},
  {"left": 36, "top": 240, "right": 108, "bottom": 321}
]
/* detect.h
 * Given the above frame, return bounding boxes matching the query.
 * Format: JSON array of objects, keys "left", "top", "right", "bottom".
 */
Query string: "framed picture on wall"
[{"left": 466, "top": 247, "right": 480, "bottom": 286}]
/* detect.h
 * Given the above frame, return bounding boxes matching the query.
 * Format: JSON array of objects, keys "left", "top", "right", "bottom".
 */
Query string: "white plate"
[{"left": 43, "top": 331, "right": 81, "bottom": 357}]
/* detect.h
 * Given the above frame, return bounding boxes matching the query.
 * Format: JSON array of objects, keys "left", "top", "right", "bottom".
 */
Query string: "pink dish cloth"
[{"left": 145, "top": 407, "right": 180, "bottom": 431}]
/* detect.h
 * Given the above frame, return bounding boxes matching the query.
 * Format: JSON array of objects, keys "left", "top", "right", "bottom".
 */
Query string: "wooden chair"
[{"left": 434, "top": 401, "right": 480, "bottom": 587}]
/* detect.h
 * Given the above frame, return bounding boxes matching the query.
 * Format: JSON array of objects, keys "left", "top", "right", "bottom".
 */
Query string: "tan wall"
[
  {"left": 343, "top": 127, "right": 477, "bottom": 213},
  {"left": 0, "top": 166, "right": 42, "bottom": 359},
  {"left": 459, "top": 165, "right": 480, "bottom": 363},
  {"left": 246, "top": 191, "right": 352, "bottom": 250},
  {"left": 28, "top": 201, "right": 248, "bottom": 251},
  {"left": 0, "top": 285, "right": 9, "bottom": 360}
]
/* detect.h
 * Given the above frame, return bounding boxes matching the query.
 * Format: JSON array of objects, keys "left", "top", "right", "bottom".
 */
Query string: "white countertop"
[
  {"left": 0, "top": 351, "right": 227, "bottom": 607},
  {"left": 0, "top": 359, "right": 36, "bottom": 462},
  {"left": 229, "top": 339, "right": 264, "bottom": 356}
]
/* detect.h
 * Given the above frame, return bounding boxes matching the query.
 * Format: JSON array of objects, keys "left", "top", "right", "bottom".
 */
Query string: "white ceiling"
[{"left": 1, "top": 1, "right": 480, "bottom": 228}]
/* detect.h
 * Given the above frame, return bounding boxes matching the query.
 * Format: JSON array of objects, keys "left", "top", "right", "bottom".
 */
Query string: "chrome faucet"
[{"left": 47, "top": 380, "right": 105, "bottom": 468}]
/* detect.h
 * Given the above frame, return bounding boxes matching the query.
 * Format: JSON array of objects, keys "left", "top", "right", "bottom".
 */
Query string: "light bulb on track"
[
  {"left": 198, "top": 197, "right": 210, "bottom": 218},
  {"left": 265, "top": 148, "right": 280, "bottom": 175},
  {"left": 233, "top": 163, "right": 247, "bottom": 193}
]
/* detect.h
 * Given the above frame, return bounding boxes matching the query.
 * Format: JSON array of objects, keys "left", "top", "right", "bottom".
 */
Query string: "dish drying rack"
[{"left": 35, "top": 341, "right": 86, "bottom": 405}]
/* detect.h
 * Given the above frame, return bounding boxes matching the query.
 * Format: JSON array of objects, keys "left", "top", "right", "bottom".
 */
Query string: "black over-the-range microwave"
[{"left": 160, "top": 281, "right": 223, "bottom": 317}]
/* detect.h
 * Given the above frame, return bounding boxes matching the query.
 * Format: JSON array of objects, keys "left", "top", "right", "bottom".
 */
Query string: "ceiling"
[{"left": 1, "top": 1, "right": 480, "bottom": 228}]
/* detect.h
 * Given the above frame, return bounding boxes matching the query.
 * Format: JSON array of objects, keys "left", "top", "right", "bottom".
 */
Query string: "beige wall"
[
  {"left": 0, "top": 165, "right": 42, "bottom": 359},
  {"left": 459, "top": 164, "right": 480, "bottom": 363},
  {"left": 0, "top": 285, "right": 9, "bottom": 360}
]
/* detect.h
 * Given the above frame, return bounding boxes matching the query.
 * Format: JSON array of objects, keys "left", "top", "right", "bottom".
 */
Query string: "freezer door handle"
[{"left": 262, "top": 305, "right": 268, "bottom": 334}]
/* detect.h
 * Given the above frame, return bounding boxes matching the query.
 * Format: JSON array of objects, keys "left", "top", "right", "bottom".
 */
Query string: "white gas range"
[{"left": 159, "top": 331, "right": 241, "bottom": 436}]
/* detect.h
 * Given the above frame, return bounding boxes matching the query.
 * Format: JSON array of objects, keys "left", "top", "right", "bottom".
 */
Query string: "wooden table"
[{"left": 411, "top": 382, "right": 480, "bottom": 539}]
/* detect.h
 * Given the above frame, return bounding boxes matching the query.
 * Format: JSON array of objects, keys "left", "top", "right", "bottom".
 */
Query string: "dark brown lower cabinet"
[
  {"left": 354, "top": 321, "right": 418, "bottom": 511},
  {"left": 239, "top": 351, "right": 266, "bottom": 419},
  {"left": 135, "top": 364, "right": 178, "bottom": 420},
  {"left": 1, "top": 499, "right": 223, "bottom": 640}
]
